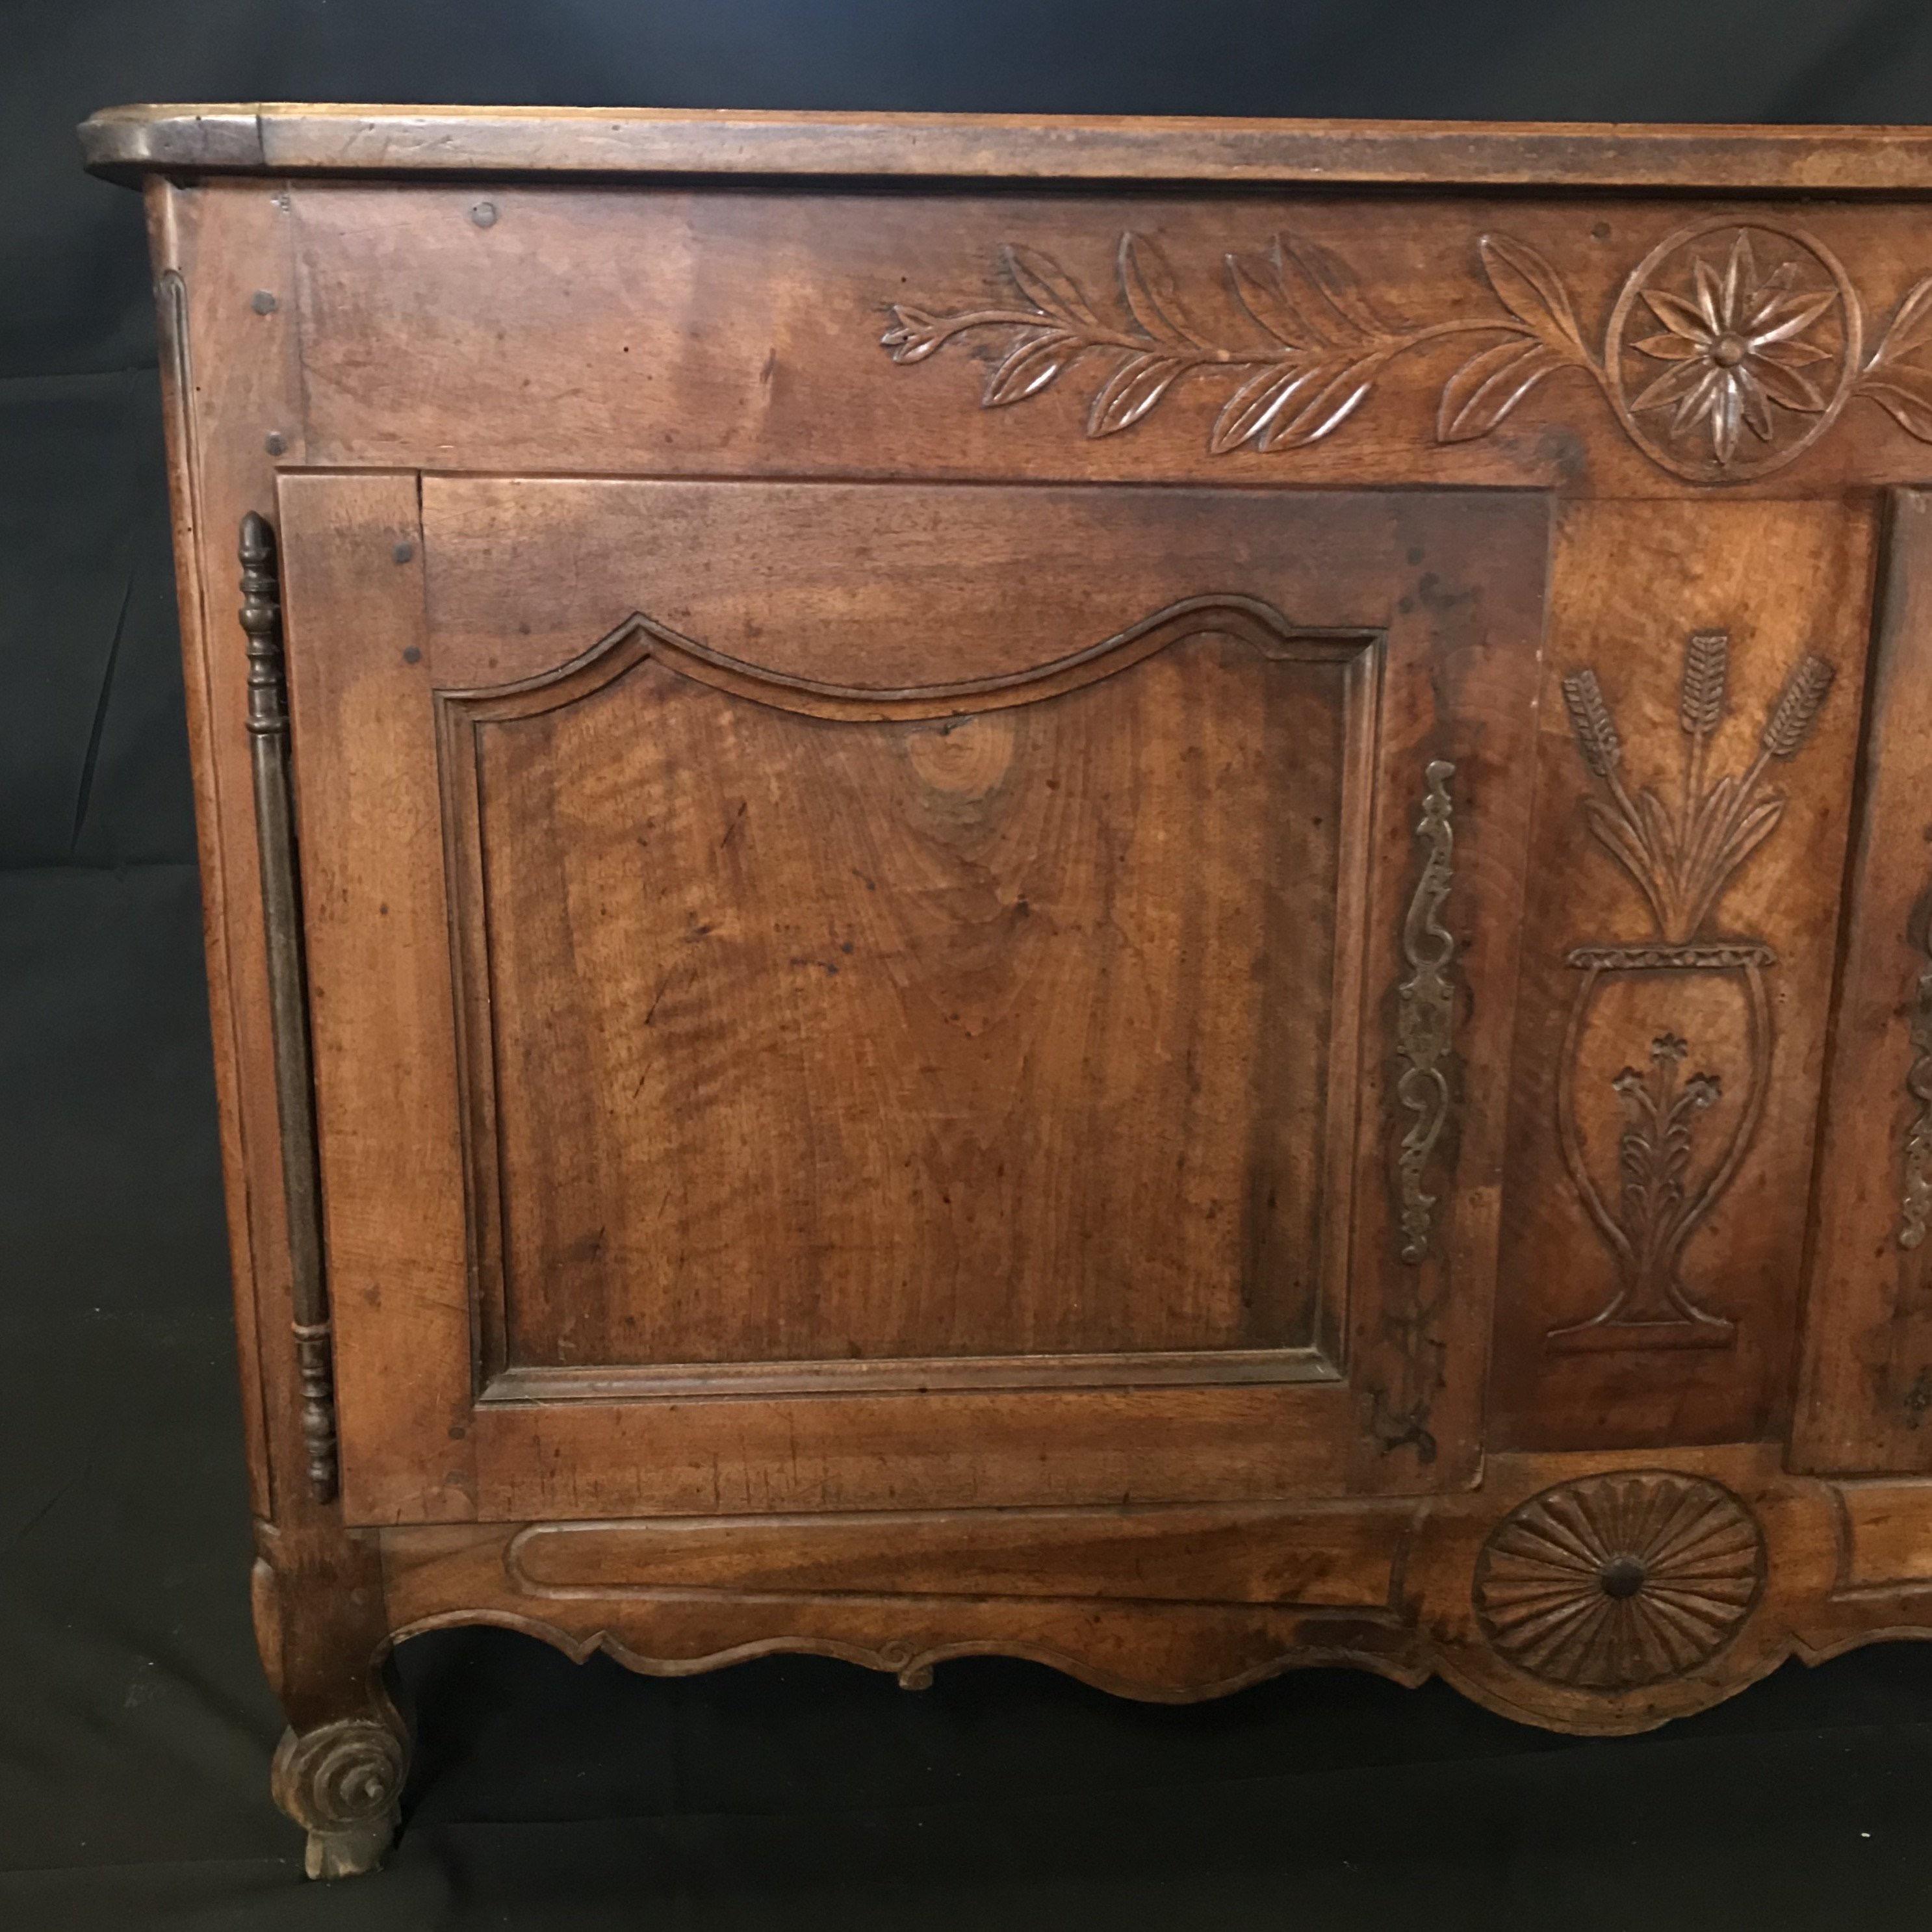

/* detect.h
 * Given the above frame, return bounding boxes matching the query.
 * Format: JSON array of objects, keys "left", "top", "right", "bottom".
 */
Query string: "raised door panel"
[
  {"left": 452, "top": 619, "right": 1367, "bottom": 1384},
  {"left": 276, "top": 473, "right": 1548, "bottom": 1524}
]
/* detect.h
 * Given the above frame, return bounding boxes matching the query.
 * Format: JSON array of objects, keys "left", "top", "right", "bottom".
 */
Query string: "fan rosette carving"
[{"left": 1474, "top": 1472, "right": 1764, "bottom": 1690}]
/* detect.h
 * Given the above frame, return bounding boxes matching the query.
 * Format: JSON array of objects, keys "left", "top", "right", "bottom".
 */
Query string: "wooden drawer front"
[{"left": 276, "top": 473, "right": 1545, "bottom": 1523}]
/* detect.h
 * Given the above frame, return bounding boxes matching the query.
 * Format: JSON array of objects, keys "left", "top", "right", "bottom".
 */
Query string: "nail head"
[
  {"left": 392, "top": 541, "right": 415, "bottom": 565},
  {"left": 251, "top": 290, "right": 278, "bottom": 315},
  {"left": 472, "top": 201, "right": 498, "bottom": 228},
  {"left": 264, "top": 431, "right": 287, "bottom": 456}
]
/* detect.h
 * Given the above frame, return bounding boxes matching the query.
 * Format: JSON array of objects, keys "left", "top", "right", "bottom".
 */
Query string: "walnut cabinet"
[{"left": 81, "top": 103, "right": 1932, "bottom": 1877}]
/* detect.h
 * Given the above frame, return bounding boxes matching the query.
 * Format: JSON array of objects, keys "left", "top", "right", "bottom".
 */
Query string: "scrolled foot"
[
  {"left": 302, "top": 1817, "right": 394, "bottom": 1881},
  {"left": 271, "top": 1717, "right": 406, "bottom": 1881}
]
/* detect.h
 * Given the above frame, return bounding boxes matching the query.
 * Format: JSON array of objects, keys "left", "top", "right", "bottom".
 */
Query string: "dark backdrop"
[{"left": 8, "top": 4, "right": 1932, "bottom": 1926}]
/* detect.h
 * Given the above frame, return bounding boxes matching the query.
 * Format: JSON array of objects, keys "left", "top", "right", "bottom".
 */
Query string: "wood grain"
[
  {"left": 1490, "top": 498, "right": 1875, "bottom": 1451},
  {"left": 102, "top": 120, "right": 1932, "bottom": 1807},
  {"left": 1794, "top": 489, "right": 1932, "bottom": 1476},
  {"left": 498, "top": 1501, "right": 1413, "bottom": 1610},
  {"left": 461, "top": 623, "right": 1360, "bottom": 1378},
  {"left": 80, "top": 105, "right": 1932, "bottom": 193},
  {"left": 276, "top": 470, "right": 478, "bottom": 1524},
  {"left": 375, "top": 1446, "right": 1932, "bottom": 1731},
  {"left": 273, "top": 187, "right": 1932, "bottom": 500},
  {"left": 276, "top": 477, "right": 1545, "bottom": 1521},
  {"left": 148, "top": 173, "right": 402, "bottom": 1883},
  {"left": 149, "top": 179, "right": 313, "bottom": 1525},
  {"left": 1833, "top": 1478, "right": 1932, "bottom": 1592}
]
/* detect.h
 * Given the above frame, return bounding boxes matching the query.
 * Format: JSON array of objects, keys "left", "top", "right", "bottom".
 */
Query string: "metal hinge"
[{"left": 241, "top": 511, "right": 340, "bottom": 1504}]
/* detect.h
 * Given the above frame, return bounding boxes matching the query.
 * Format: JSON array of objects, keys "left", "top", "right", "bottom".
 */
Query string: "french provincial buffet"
[{"left": 80, "top": 102, "right": 1932, "bottom": 1877}]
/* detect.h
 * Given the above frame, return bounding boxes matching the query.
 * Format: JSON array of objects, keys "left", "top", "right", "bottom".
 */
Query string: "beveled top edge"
[{"left": 79, "top": 103, "right": 1932, "bottom": 194}]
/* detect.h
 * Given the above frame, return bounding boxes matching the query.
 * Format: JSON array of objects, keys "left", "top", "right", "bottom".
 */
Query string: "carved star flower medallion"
[
  {"left": 1626, "top": 231, "right": 1839, "bottom": 466},
  {"left": 1604, "top": 221, "right": 1863, "bottom": 482}
]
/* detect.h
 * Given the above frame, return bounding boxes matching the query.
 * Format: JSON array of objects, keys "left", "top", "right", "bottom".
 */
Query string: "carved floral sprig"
[
  {"left": 881, "top": 226, "right": 1932, "bottom": 479},
  {"left": 1613, "top": 1033, "right": 1723, "bottom": 1314},
  {"left": 1560, "top": 631, "right": 1833, "bottom": 943}
]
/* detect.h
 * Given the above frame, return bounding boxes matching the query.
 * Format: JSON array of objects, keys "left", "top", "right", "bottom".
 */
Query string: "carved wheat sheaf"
[
  {"left": 1563, "top": 637, "right": 1833, "bottom": 946},
  {"left": 1475, "top": 1472, "right": 1764, "bottom": 1690},
  {"left": 1552, "top": 630, "right": 1834, "bottom": 1352},
  {"left": 881, "top": 224, "right": 1932, "bottom": 482}
]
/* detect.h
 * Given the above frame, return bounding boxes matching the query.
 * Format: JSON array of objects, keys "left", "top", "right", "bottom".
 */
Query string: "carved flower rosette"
[{"left": 1603, "top": 222, "right": 1860, "bottom": 484}]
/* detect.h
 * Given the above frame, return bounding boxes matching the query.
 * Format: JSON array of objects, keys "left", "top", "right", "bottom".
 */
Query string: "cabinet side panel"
[
  {"left": 151, "top": 179, "right": 322, "bottom": 1525},
  {"left": 144, "top": 181, "right": 269, "bottom": 1518},
  {"left": 1492, "top": 498, "right": 1875, "bottom": 1450},
  {"left": 1796, "top": 490, "right": 1932, "bottom": 1474}
]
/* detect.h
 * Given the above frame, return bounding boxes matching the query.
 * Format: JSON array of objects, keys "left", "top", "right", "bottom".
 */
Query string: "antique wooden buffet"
[{"left": 81, "top": 103, "right": 1932, "bottom": 1876}]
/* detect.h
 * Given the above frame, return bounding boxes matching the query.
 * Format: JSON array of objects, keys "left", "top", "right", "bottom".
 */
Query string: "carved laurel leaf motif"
[
  {"left": 1001, "top": 242, "right": 1105, "bottom": 331},
  {"left": 1227, "top": 242, "right": 1319, "bottom": 347},
  {"left": 1210, "top": 361, "right": 1314, "bottom": 453},
  {"left": 1437, "top": 336, "right": 1567, "bottom": 443},
  {"left": 1859, "top": 277, "right": 1932, "bottom": 441},
  {"left": 1088, "top": 350, "right": 1191, "bottom": 436},
  {"left": 882, "top": 223, "right": 1932, "bottom": 479},
  {"left": 984, "top": 330, "right": 1081, "bottom": 407},
  {"left": 1861, "top": 371, "right": 1932, "bottom": 441},
  {"left": 1116, "top": 232, "right": 1204, "bottom": 348},
  {"left": 1475, "top": 1473, "right": 1764, "bottom": 1689},
  {"left": 1271, "top": 229, "right": 1392, "bottom": 343},
  {"left": 1476, "top": 233, "right": 1588, "bottom": 355}
]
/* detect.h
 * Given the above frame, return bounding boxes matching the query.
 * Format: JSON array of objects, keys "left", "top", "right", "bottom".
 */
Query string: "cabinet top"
[{"left": 79, "top": 103, "right": 1932, "bottom": 193}]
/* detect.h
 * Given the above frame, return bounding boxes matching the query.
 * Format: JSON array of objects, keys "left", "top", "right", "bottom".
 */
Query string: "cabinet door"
[
  {"left": 276, "top": 472, "right": 1546, "bottom": 1525},
  {"left": 1797, "top": 489, "right": 1932, "bottom": 1475}
]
